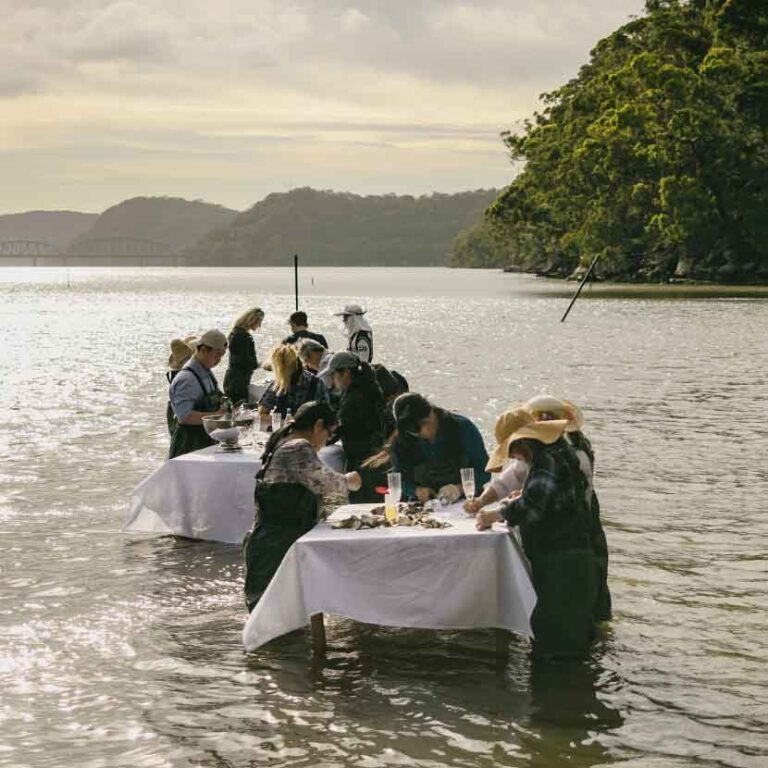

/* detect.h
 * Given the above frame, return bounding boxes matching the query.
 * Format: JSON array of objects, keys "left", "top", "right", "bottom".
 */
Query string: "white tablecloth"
[
  {"left": 242, "top": 503, "right": 536, "bottom": 650},
  {"left": 124, "top": 444, "right": 345, "bottom": 544}
]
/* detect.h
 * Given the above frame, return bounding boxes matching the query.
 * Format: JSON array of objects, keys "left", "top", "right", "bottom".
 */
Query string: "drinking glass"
[
  {"left": 271, "top": 412, "right": 282, "bottom": 433},
  {"left": 460, "top": 467, "right": 475, "bottom": 501},
  {"left": 384, "top": 492, "right": 398, "bottom": 524},
  {"left": 386, "top": 471, "right": 402, "bottom": 502}
]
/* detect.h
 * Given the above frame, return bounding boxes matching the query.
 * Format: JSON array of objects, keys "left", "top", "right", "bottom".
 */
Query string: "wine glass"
[
  {"left": 271, "top": 411, "right": 282, "bottom": 433},
  {"left": 460, "top": 467, "right": 475, "bottom": 501},
  {"left": 386, "top": 471, "right": 402, "bottom": 503}
]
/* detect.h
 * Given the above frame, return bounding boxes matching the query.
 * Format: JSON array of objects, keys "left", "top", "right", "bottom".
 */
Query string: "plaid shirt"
[
  {"left": 259, "top": 369, "right": 329, "bottom": 415},
  {"left": 500, "top": 439, "right": 591, "bottom": 558}
]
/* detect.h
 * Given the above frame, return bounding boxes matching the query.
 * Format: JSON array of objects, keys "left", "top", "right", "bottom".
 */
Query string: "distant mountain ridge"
[
  {"left": 0, "top": 211, "right": 98, "bottom": 249},
  {"left": 1, "top": 189, "right": 497, "bottom": 265},
  {"left": 67, "top": 196, "right": 238, "bottom": 254},
  {"left": 186, "top": 187, "right": 499, "bottom": 266}
]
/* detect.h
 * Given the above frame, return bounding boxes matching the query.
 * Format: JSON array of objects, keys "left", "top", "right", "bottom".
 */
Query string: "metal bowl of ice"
[{"left": 202, "top": 416, "right": 243, "bottom": 452}]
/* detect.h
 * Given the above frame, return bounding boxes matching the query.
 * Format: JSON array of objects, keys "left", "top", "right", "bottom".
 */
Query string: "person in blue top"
[
  {"left": 389, "top": 393, "right": 489, "bottom": 503},
  {"left": 168, "top": 329, "right": 228, "bottom": 458}
]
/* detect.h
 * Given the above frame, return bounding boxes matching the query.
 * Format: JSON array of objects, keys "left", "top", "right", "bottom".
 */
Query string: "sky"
[{"left": 0, "top": 0, "right": 644, "bottom": 213}]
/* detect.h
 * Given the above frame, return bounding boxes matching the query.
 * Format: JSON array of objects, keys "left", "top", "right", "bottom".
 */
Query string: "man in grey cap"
[
  {"left": 334, "top": 303, "right": 373, "bottom": 363},
  {"left": 168, "top": 329, "right": 228, "bottom": 458}
]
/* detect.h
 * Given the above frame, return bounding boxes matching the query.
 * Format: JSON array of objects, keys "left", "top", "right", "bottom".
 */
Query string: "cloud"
[{"left": 0, "top": 0, "right": 645, "bottom": 211}]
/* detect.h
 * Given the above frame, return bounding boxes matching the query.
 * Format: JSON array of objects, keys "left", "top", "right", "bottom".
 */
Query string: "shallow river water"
[{"left": 1, "top": 267, "right": 766, "bottom": 768}]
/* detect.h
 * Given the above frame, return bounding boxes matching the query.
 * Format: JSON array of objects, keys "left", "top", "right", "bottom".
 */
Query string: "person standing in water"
[
  {"left": 168, "top": 330, "right": 228, "bottom": 458},
  {"left": 334, "top": 304, "right": 373, "bottom": 363},
  {"left": 224, "top": 307, "right": 264, "bottom": 405}
]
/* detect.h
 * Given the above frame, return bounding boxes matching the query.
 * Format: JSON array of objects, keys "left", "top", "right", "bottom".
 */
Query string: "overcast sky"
[{"left": 0, "top": 0, "right": 643, "bottom": 213}]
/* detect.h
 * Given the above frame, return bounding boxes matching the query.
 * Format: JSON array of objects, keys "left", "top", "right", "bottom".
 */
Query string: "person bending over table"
[
  {"left": 328, "top": 351, "right": 385, "bottom": 502},
  {"left": 475, "top": 407, "right": 597, "bottom": 659},
  {"left": 388, "top": 393, "right": 489, "bottom": 503},
  {"left": 259, "top": 344, "right": 329, "bottom": 421},
  {"left": 525, "top": 395, "right": 612, "bottom": 623},
  {"left": 243, "top": 401, "right": 361, "bottom": 612},
  {"left": 168, "top": 329, "right": 228, "bottom": 459}
]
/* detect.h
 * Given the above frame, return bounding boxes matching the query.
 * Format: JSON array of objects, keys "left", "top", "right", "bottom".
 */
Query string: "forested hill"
[
  {"left": 67, "top": 197, "right": 238, "bottom": 254},
  {"left": 452, "top": 0, "right": 768, "bottom": 283},
  {"left": 186, "top": 187, "right": 498, "bottom": 266},
  {"left": 0, "top": 211, "right": 97, "bottom": 249}
]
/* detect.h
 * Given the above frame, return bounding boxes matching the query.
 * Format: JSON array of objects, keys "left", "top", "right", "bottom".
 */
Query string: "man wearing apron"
[{"left": 168, "top": 329, "right": 227, "bottom": 459}]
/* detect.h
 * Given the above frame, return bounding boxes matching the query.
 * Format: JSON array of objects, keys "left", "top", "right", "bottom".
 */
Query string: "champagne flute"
[
  {"left": 386, "top": 471, "right": 402, "bottom": 503},
  {"left": 460, "top": 467, "right": 475, "bottom": 502}
]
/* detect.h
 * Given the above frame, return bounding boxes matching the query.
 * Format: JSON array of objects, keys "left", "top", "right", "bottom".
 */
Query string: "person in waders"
[
  {"left": 165, "top": 335, "right": 196, "bottom": 435},
  {"left": 334, "top": 304, "right": 373, "bottom": 363},
  {"left": 243, "top": 401, "right": 361, "bottom": 612},
  {"left": 327, "top": 351, "right": 385, "bottom": 502},
  {"left": 224, "top": 307, "right": 264, "bottom": 405},
  {"left": 168, "top": 329, "right": 228, "bottom": 459},
  {"left": 387, "top": 393, "right": 489, "bottom": 504},
  {"left": 475, "top": 408, "right": 597, "bottom": 659},
  {"left": 525, "top": 395, "right": 612, "bottom": 623}
]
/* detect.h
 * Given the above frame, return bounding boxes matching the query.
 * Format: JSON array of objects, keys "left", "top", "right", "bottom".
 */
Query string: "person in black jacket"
[
  {"left": 282, "top": 311, "right": 328, "bottom": 349},
  {"left": 224, "top": 307, "right": 264, "bottom": 405},
  {"left": 328, "top": 351, "right": 384, "bottom": 502}
]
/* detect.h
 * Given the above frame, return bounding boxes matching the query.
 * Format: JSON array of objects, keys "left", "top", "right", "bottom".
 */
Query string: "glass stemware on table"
[{"left": 460, "top": 467, "right": 475, "bottom": 503}]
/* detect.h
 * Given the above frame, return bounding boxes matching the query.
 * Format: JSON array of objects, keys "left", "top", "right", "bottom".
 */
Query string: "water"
[{"left": 1, "top": 267, "right": 766, "bottom": 768}]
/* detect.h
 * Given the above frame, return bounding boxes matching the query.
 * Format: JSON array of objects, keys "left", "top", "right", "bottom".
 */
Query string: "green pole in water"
[
  {"left": 294, "top": 253, "right": 299, "bottom": 311},
  {"left": 561, "top": 254, "right": 600, "bottom": 323}
]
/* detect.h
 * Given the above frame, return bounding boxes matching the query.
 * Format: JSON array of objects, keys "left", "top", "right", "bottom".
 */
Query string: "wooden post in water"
[
  {"left": 310, "top": 612, "right": 326, "bottom": 654},
  {"left": 294, "top": 253, "right": 299, "bottom": 311},
  {"left": 560, "top": 253, "right": 600, "bottom": 323}
]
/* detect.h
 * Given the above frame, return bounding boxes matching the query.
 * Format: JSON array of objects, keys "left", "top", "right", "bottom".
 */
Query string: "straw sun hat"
[
  {"left": 486, "top": 406, "right": 569, "bottom": 472},
  {"left": 167, "top": 335, "right": 197, "bottom": 371},
  {"left": 525, "top": 395, "right": 585, "bottom": 433}
]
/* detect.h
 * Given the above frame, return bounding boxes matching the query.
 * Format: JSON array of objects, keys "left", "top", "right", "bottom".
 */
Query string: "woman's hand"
[
  {"left": 345, "top": 472, "right": 362, "bottom": 492},
  {"left": 504, "top": 489, "right": 522, "bottom": 502},
  {"left": 464, "top": 497, "right": 483, "bottom": 515},
  {"left": 476, "top": 509, "right": 502, "bottom": 531},
  {"left": 415, "top": 486, "right": 434, "bottom": 503}
]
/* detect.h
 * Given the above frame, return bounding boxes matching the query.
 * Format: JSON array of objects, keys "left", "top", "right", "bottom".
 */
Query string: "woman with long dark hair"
[
  {"left": 243, "top": 401, "right": 361, "bottom": 611},
  {"left": 388, "top": 393, "right": 490, "bottom": 503}
]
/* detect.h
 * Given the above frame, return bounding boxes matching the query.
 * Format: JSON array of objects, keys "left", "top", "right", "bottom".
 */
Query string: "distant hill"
[
  {"left": 185, "top": 187, "right": 499, "bottom": 266},
  {"left": 0, "top": 211, "right": 98, "bottom": 250},
  {"left": 67, "top": 196, "right": 238, "bottom": 254}
]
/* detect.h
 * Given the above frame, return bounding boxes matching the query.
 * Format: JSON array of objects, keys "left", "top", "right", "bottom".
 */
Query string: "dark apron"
[
  {"left": 243, "top": 480, "right": 319, "bottom": 612},
  {"left": 168, "top": 367, "right": 223, "bottom": 459}
]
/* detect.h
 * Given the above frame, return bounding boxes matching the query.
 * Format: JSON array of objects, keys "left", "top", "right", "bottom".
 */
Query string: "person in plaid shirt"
[{"left": 477, "top": 408, "right": 597, "bottom": 659}]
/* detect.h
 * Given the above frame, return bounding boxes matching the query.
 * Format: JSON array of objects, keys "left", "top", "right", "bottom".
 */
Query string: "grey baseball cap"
[
  {"left": 195, "top": 329, "right": 228, "bottom": 351},
  {"left": 328, "top": 351, "right": 360, "bottom": 371}
]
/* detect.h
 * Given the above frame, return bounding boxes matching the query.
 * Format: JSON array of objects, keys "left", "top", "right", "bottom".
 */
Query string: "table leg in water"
[{"left": 311, "top": 613, "right": 326, "bottom": 655}]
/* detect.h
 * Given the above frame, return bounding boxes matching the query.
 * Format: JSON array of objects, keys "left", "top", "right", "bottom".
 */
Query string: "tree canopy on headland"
[{"left": 452, "top": 0, "right": 768, "bottom": 283}]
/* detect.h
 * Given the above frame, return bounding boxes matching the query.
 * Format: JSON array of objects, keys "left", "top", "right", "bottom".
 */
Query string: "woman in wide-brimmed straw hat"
[
  {"left": 476, "top": 405, "right": 597, "bottom": 659},
  {"left": 525, "top": 394, "right": 612, "bottom": 623},
  {"left": 464, "top": 406, "right": 564, "bottom": 516}
]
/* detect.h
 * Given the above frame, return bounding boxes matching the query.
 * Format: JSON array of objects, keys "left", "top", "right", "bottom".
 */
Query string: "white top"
[{"left": 488, "top": 459, "right": 529, "bottom": 499}]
